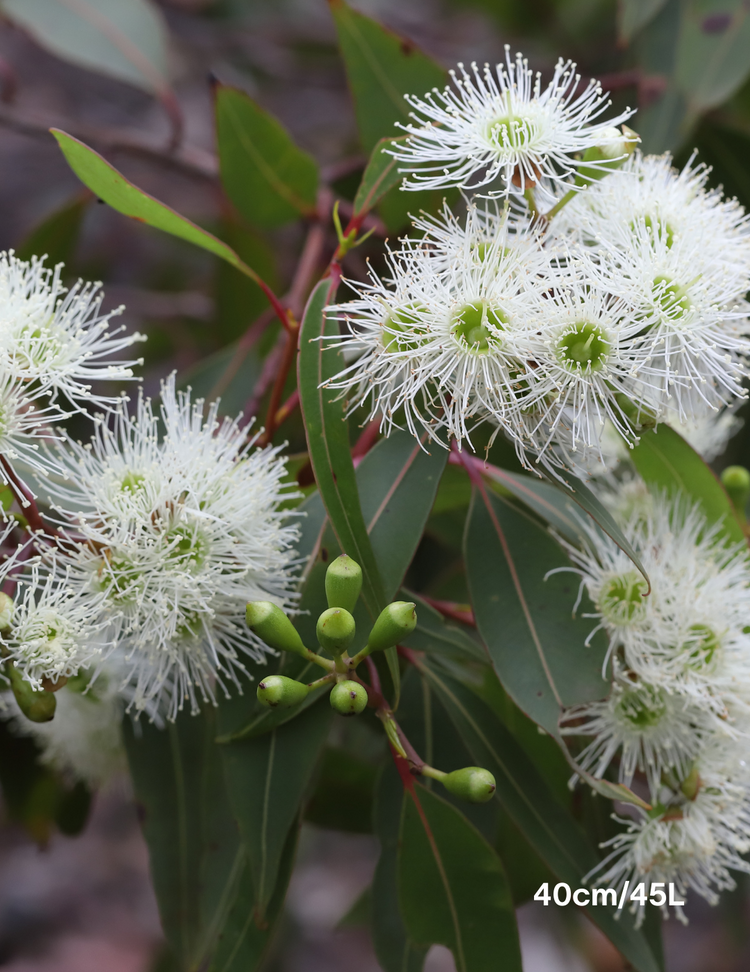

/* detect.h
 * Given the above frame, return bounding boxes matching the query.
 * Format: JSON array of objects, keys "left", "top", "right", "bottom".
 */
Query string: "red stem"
[
  {"left": 352, "top": 420, "right": 381, "bottom": 462},
  {"left": 420, "top": 595, "right": 476, "bottom": 627},
  {"left": 1, "top": 457, "right": 47, "bottom": 535},
  {"left": 258, "top": 326, "right": 299, "bottom": 447}
]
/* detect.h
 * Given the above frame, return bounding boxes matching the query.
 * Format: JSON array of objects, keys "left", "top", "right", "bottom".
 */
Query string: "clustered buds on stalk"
[{"left": 246, "top": 554, "right": 496, "bottom": 805}]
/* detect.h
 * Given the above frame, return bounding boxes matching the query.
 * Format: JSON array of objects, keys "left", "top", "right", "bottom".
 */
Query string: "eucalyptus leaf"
[
  {"left": 214, "top": 83, "right": 318, "bottom": 229},
  {"left": 398, "top": 780, "right": 522, "bottom": 972},
  {"left": 330, "top": 0, "right": 446, "bottom": 153},
  {"left": 217, "top": 699, "right": 331, "bottom": 919},
  {"left": 15, "top": 192, "right": 89, "bottom": 267},
  {"left": 675, "top": 0, "right": 750, "bottom": 112},
  {"left": 353, "top": 137, "right": 407, "bottom": 216},
  {"left": 2, "top": 0, "right": 171, "bottom": 97},
  {"left": 631, "top": 425, "right": 745, "bottom": 542},
  {"left": 464, "top": 487, "right": 608, "bottom": 737},
  {"left": 618, "top": 0, "right": 670, "bottom": 42}
]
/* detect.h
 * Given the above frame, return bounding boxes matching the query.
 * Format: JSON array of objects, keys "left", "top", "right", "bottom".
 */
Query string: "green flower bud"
[
  {"left": 442, "top": 766, "right": 496, "bottom": 804},
  {"left": 722, "top": 466, "right": 750, "bottom": 523},
  {"left": 325, "top": 555, "right": 363, "bottom": 613},
  {"left": 246, "top": 601, "right": 306, "bottom": 656},
  {"left": 256, "top": 675, "right": 310, "bottom": 709},
  {"left": 330, "top": 679, "right": 368, "bottom": 716},
  {"left": 576, "top": 125, "right": 639, "bottom": 186},
  {"left": 0, "top": 592, "right": 12, "bottom": 632},
  {"left": 316, "top": 607, "right": 356, "bottom": 656},
  {"left": 366, "top": 601, "right": 417, "bottom": 654},
  {"left": 6, "top": 662, "right": 56, "bottom": 723}
]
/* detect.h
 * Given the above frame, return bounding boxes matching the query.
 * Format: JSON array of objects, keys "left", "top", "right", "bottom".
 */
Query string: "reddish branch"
[
  {"left": 421, "top": 595, "right": 476, "bottom": 627},
  {"left": 258, "top": 326, "right": 299, "bottom": 446},
  {"left": 0, "top": 457, "right": 47, "bottom": 535}
]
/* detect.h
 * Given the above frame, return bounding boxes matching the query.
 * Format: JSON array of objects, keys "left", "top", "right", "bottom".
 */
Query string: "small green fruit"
[
  {"left": 722, "top": 466, "right": 750, "bottom": 522},
  {"left": 325, "top": 555, "right": 363, "bottom": 613},
  {"left": 256, "top": 675, "right": 310, "bottom": 709},
  {"left": 330, "top": 679, "right": 368, "bottom": 716},
  {"left": 442, "top": 767, "right": 496, "bottom": 804},
  {"left": 246, "top": 601, "right": 306, "bottom": 656},
  {"left": 6, "top": 662, "right": 56, "bottom": 723},
  {"left": 316, "top": 607, "right": 356, "bottom": 655},
  {"left": 366, "top": 601, "right": 417, "bottom": 654}
]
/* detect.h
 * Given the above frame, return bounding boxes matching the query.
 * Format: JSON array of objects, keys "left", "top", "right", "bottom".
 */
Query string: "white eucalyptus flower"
[
  {"left": 389, "top": 48, "right": 633, "bottom": 197},
  {"left": 44, "top": 376, "right": 300, "bottom": 719}
]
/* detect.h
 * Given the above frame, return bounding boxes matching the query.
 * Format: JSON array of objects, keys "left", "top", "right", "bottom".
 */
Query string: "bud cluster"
[{"left": 246, "top": 554, "right": 496, "bottom": 804}]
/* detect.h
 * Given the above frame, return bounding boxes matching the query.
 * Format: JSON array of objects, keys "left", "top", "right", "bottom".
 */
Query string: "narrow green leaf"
[
  {"left": 298, "top": 279, "right": 386, "bottom": 615},
  {"left": 483, "top": 465, "right": 650, "bottom": 587},
  {"left": 214, "top": 83, "right": 318, "bottom": 229},
  {"left": 675, "top": 0, "right": 750, "bottom": 112},
  {"left": 353, "top": 137, "right": 407, "bottom": 215},
  {"left": 330, "top": 0, "right": 446, "bottom": 153},
  {"left": 631, "top": 425, "right": 745, "bottom": 542},
  {"left": 398, "top": 782, "right": 522, "bottom": 972},
  {"left": 217, "top": 699, "right": 332, "bottom": 918},
  {"left": 422, "top": 665, "right": 661, "bottom": 972},
  {"left": 372, "top": 764, "right": 428, "bottom": 972},
  {"left": 618, "top": 0, "right": 670, "bottom": 42},
  {"left": 209, "top": 826, "right": 298, "bottom": 972},
  {"left": 52, "top": 130, "right": 262, "bottom": 284},
  {"left": 464, "top": 487, "right": 608, "bottom": 737},
  {"left": 123, "top": 707, "right": 240, "bottom": 969},
  {"left": 2, "top": 0, "right": 171, "bottom": 96},
  {"left": 15, "top": 192, "right": 89, "bottom": 266}
]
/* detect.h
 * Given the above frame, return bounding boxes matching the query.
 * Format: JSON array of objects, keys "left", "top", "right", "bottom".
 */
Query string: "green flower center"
[
  {"left": 683, "top": 623, "right": 720, "bottom": 668},
  {"left": 452, "top": 301, "right": 507, "bottom": 353},
  {"left": 486, "top": 115, "right": 531, "bottom": 150},
  {"left": 653, "top": 276, "right": 691, "bottom": 318},
  {"left": 557, "top": 321, "right": 610, "bottom": 372},
  {"left": 638, "top": 215, "right": 675, "bottom": 248},
  {"left": 383, "top": 304, "right": 428, "bottom": 353},
  {"left": 121, "top": 472, "right": 146, "bottom": 493},
  {"left": 616, "top": 685, "right": 667, "bottom": 730},
  {"left": 166, "top": 527, "right": 208, "bottom": 571},
  {"left": 598, "top": 571, "right": 649, "bottom": 625}
]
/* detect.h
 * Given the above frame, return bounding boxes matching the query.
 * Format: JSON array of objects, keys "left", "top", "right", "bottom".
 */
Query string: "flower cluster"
[
  {"left": 0, "top": 252, "right": 144, "bottom": 491},
  {"left": 326, "top": 53, "right": 750, "bottom": 476},
  {"left": 560, "top": 487, "right": 750, "bottom": 922}
]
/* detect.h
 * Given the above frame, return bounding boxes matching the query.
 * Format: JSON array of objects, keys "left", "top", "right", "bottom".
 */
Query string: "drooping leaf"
[
  {"left": 52, "top": 131, "right": 265, "bottom": 286},
  {"left": 398, "top": 779, "right": 522, "bottom": 972},
  {"left": 214, "top": 83, "right": 318, "bottom": 230},
  {"left": 631, "top": 425, "right": 745, "bottom": 542},
  {"left": 217, "top": 699, "right": 332, "bottom": 919},
  {"left": 330, "top": 0, "right": 446, "bottom": 154},
  {"left": 15, "top": 192, "right": 89, "bottom": 267},
  {"left": 2, "top": 0, "right": 172, "bottom": 97},
  {"left": 421, "top": 665, "right": 661, "bottom": 972},
  {"left": 618, "top": 0, "right": 670, "bottom": 42},
  {"left": 372, "top": 764, "right": 428, "bottom": 972},
  {"left": 353, "top": 137, "right": 407, "bottom": 216},
  {"left": 675, "top": 0, "right": 750, "bottom": 113},
  {"left": 209, "top": 826, "right": 298, "bottom": 972},
  {"left": 123, "top": 707, "right": 242, "bottom": 969},
  {"left": 464, "top": 487, "right": 608, "bottom": 736}
]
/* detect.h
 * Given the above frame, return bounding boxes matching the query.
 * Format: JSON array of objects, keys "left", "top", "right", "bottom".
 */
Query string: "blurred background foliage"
[{"left": 2, "top": 1, "right": 750, "bottom": 970}]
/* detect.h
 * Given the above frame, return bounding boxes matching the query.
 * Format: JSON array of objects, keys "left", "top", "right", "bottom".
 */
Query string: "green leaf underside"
[
  {"left": 218, "top": 700, "right": 332, "bottom": 918},
  {"left": 373, "top": 765, "right": 428, "bottom": 972},
  {"left": 631, "top": 426, "right": 745, "bottom": 543},
  {"left": 123, "top": 708, "right": 241, "bottom": 969},
  {"left": 208, "top": 824, "right": 299, "bottom": 972},
  {"left": 214, "top": 83, "right": 318, "bottom": 229},
  {"left": 464, "top": 487, "right": 608, "bottom": 737},
  {"left": 51, "top": 131, "right": 261, "bottom": 283},
  {"left": 398, "top": 782, "right": 522, "bottom": 972},
  {"left": 330, "top": 0, "right": 446, "bottom": 154},
  {"left": 2, "top": 0, "right": 171, "bottom": 95},
  {"left": 422, "top": 666, "right": 661, "bottom": 972},
  {"left": 353, "top": 137, "right": 408, "bottom": 215}
]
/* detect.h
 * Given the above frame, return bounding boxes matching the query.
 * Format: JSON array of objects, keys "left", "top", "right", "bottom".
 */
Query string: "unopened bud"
[
  {"left": 256, "top": 675, "right": 310, "bottom": 709},
  {"left": 680, "top": 765, "right": 701, "bottom": 801},
  {"left": 316, "top": 607, "right": 356, "bottom": 656},
  {"left": 442, "top": 766, "right": 496, "bottom": 804},
  {"left": 366, "top": 601, "right": 417, "bottom": 654},
  {"left": 722, "top": 466, "right": 750, "bottom": 522},
  {"left": 6, "top": 662, "right": 56, "bottom": 723},
  {"left": 325, "top": 555, "right": 363, "bottom": 613},
  {"left": 246, "top": 601, "right": 306, "bottom": 656},
  {"left": 330, "top": 679, "right": 368, "bottom": 716},
  {"left": 0, "top": 592, "right": 12, "bottom": 632},
  {"left": 576, "top": 125, "right": 639, "bottom": 186}
]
